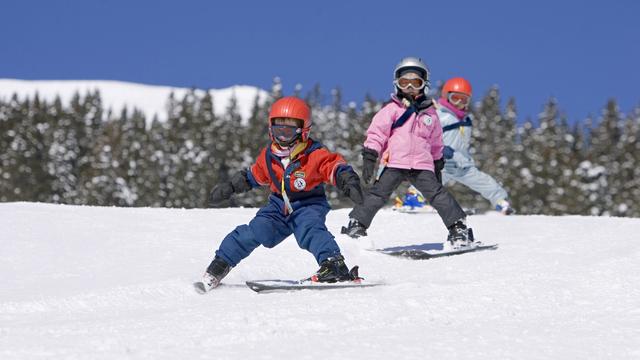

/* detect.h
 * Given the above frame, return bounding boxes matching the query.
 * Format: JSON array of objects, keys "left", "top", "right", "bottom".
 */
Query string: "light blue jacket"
[{"left": 435, "top": 100, "right": 475, "bottom": 169}]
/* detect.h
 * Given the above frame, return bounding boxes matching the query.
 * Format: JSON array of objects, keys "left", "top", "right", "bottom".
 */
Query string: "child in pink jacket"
[{"left": 342, "top": 57, "right": 472, "bottom": 248}]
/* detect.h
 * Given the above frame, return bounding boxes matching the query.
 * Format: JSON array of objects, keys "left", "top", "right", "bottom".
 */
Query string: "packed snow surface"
[{"left": 1, "top": 202, "right": 638, "bottom": 359}]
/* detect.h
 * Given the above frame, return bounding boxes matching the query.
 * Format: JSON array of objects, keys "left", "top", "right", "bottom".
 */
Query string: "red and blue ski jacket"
[{"left": 246, "top": 139, "right": 350, "bottom": 212}]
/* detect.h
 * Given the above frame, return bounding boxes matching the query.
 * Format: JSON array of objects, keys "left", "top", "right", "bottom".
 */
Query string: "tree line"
[{"left": 1, "top": 80, "right": 638, "bottom": 217}]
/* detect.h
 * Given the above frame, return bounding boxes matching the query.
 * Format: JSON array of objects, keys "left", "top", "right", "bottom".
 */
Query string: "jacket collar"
[
  {"left": 390, "top": 94, "right": 433, "bottom": 113},
  {"left": 437, "top": 98, "right": 467, "bottom": 120}
]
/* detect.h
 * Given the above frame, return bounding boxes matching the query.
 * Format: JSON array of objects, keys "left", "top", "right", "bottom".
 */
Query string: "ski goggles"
[
  {"left": 447, "top": 92, "right": 471, "bottom": 106},
  {"left": 270, "top": 124, "right": 302, "bottom": 145},
  {"left": 395, "top": 77, "right": 426, "bottom": 90}
]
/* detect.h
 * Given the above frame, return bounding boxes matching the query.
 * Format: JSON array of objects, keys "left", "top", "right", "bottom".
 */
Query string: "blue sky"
[{"left": 2, "top": 0, "right": 639, "bottom": 122}]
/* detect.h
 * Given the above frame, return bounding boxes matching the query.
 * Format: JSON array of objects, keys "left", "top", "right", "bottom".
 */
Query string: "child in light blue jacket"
[{"left": 436, "top": 77, "right": 514, "bottom": 215}]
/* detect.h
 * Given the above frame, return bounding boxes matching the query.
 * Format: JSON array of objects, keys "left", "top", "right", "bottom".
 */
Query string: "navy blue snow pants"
[{"left": 215, "top": 195, "right": 342, "bottom": 267}]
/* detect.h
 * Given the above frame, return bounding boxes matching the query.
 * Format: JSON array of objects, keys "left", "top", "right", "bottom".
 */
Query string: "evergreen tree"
[
  {"left": 609, "top": 110, "right": 639, "bottom": 216},
  {"left": 164, "top": 89, "right": 199, "bottom": 208},
  {"left": 499, "top": 98, "right": 521, "bottom": 201},
  {"left": 512, "top": 118, "right": 538, "bottom": 213},
  {"left": 305, "top": 83, "right": 323, "bottom": 111},
  {"left": 234, "top": 91, "right": 271, "bottom": 207},
  {"left": 313, "top": 87, "right": 338, "bottom": 150},
  {"left": 192, "top": 91, "right": 219, "bottom": 208},
  {"left": 118, "top": 108, "right": 149, "bottom": 206},
  {"left": 344, "top": 98, "right": 365, "bottom": 164},
  {"left": 585, "top": 100, "right": 623, "bottom": 215},
  {"left": 522, "top": 98, "right": 567, "bottom": 214},
  {"left": 618, "top": 106, "right": 640, "bottom": 216},
  {"left": 350, "top": 94, "right": 381, "bottom": 191},
  {"left": 144, "top": 115, "right": 171, "bottom": 207},
  {"left": 0, "top": 95, "right": 24, "bottom": 201},
  {"left": 564, "top": 121, "right": 590, "bottom": 214},
  {"left": 46, "top": 96, "right": 80, "bottom": 204},
  {"left": 221, "top": 94, "right": 253, "bottom": 207},
  {"left": 86, "top": 112, "right": 122, "bottom": 206},
  {"left": 11, "top": 94, "right": 55, "bottom": 202},
  {"left": 321, "top": 88, "right": 346, "bottom": 206},
  {"left": 242, "top": 91, "right": 269, "bottom": 160},
  {"left": 72, "top": 90, "right": 105, "bottom": 204}
]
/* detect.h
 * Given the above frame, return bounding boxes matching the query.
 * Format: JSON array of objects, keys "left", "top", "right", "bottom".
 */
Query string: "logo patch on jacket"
[
  {"left": 422, "top": 115, "right": 433, "bottom": 126},
  {"left": 293, "top": 171, "right": 305, "bottom": 178},
  {"left": 293, "top": 178, "right": 306, "bottom": 190}
]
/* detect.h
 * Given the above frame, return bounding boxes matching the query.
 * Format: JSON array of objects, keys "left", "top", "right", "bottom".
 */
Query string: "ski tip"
[
  {"left": 245, "top": 281, "right": 262, "bottom": 293},
  {"left": 349, "top": 265, "right": 362, "bottom": 282},
  {"left": 193, "top": 282, "right": 207, "bottom": 294}
]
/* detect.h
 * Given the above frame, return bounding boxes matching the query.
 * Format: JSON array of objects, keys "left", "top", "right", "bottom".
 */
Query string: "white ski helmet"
[{"left": 393, "top": 57, "right": 431, "bottom": 95}]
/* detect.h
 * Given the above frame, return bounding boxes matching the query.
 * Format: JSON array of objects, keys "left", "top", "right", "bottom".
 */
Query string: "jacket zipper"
[{"left": 410, "top": 113, "right": 417, "bottom": 168}]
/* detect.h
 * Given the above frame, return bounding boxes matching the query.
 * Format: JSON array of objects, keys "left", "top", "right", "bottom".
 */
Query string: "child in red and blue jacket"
[{"left": 200, "top": 97, "right": 364, "bottom": 292}]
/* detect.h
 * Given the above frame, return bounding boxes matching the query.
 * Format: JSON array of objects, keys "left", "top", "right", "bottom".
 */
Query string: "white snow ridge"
[
  {"left": 1, "top": 202, "right": 639, "bottom": 359},
  {"left": 0, "top": 79, "right": 270, "bottom": 123}
]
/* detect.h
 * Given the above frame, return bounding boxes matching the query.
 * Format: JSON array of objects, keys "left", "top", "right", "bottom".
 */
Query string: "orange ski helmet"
[
  {"left": 442, "top": 77, "right": 472, "bottom": 97},
  {"left": 268, "top": 96, "right": 311, "bottom": 145}
]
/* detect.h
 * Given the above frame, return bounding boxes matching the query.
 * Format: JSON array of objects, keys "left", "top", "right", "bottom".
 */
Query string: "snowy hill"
[
  {"left": 1, "top": 202, "right": 639, "bottom": 359},
  {"left": 0, "top": 79, "right": 270, "bottom": 122}
]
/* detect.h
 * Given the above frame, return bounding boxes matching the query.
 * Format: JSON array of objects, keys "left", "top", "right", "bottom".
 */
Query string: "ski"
[
  {"left": 245, "top": 279, "right": 382, "bottom": 293},
  {"left": 193, "top": 281, "right": 247, "bottom": 294},
  {"left": 376, "top": 242, "right": 498, "bottom": 260}
]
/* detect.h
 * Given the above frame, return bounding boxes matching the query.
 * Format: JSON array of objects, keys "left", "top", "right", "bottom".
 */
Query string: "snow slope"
[
  {"left": 0, "top": 79, "right": 269, "bottom": 122},
  {"left": 1, "top": 202, "right": 638, "bottom": 359}
]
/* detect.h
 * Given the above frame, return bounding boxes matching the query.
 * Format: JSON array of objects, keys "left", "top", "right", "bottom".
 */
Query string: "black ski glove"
[
  {"left": 208, "top": 170, "right": 252, "bottom": 207},
  {"left": 361, "top": 147, "right": 379, "bottom": 184},
  {"left": 336, "top": 169, "right": 364, "bottom": 205},
  {"left": 208, "top": 183, "right": 234, "bottom": 207},
  {"left": 434, "top": 158, "right": 445, "bottom": 184}
]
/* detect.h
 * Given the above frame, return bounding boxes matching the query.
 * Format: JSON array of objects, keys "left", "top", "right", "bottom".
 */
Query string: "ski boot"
[
  {"left": 309, "top": 255, "right": 361, "bottom": 283},
  {"left": 447, "top": 220, "right": 475, "bottom": 249},
  {"left": 201, "top": 256, "right": 231, "bottom": 291},
  {"left": 495, "top": 200, "right": 515, "bottom": 215},
  {"left": 340, "top": 218, "right": 367, "bottom": 238}
]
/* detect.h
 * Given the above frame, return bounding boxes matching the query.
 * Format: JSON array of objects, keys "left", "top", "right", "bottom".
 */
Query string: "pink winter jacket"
[{"left": 364, "top": 96, "right": 444, "bottom": 171}]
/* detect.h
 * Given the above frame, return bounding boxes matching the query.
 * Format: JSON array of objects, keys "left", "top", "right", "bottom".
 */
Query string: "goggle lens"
[
  {"left": 447, "top": 92, "right": 471, "bottom": 106},
  {"left": 270, "top": 124, "right": 301, "bottom": 145},
  {"left": 396, "top": 77, "right": 425, "bottom": 90}
]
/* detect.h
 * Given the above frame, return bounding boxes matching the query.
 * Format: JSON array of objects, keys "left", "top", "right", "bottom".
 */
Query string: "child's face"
[
  {"left": 401, "top": 86, "right": 420, "bottom": 97},
  {"left": 270, "top": 117, "right": 304, "bottom": 147},
  {"left": 396, "top": 71, "right": 424, "bottom": 98}
]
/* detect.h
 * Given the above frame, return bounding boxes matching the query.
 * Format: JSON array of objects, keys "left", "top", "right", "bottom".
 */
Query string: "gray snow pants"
[
  {"left": 442, "top": 163, "right": 508, "bottom": 207},
  {"left": 349, "top": 168, "right": 467, "bottom": 229}
]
